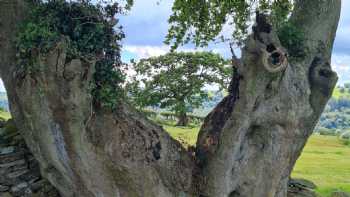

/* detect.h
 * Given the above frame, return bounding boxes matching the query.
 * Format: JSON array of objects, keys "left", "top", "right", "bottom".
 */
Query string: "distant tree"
[
  {"left": 127, "top": 52, "right": 231, "bottom": 126},
  {"left": 340, "top": 88, "right": 345, "bottom": 93},
  {"left": 345, "top": 83, "right": 350, "bottom": 89}
]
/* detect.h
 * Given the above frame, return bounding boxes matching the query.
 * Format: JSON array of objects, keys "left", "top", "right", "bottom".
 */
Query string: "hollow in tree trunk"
[{"left": 0, "top": 0, "right": 341, "bottom": 197}]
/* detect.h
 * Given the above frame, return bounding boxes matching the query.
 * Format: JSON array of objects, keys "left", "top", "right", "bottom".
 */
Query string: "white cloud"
[
  {"left": 332, "top": 54, "right": 350, "bottom": 85},
  {"left": 123, "top": 45, "right": 170, "bottom": 59},
  {"left": 123, "top": 45, "right": 210, "bottom": 60},
  {"left": 0, "top": 79, "right": 5, "bottom": 92}
]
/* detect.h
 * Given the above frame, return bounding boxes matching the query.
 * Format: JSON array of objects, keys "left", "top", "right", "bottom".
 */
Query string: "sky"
[{"left": 0, "top": 1, "right": 349, "bottom": 92}]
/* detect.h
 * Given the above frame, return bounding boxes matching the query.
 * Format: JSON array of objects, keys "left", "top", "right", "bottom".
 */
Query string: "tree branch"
[
  {"left": 229, "top": 42, "right": 241, "bottom": 68},
  {"left": 291, "top": 0, "right": 341, "bottom": 58}
]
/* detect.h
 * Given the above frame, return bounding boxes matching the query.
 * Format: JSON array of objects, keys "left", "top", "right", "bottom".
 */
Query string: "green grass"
[
  {"left": 163, "top": 125, "right": 200, "bottom": 146},
  {"left": 164, "top": 125, "right": 350, "bottom": 197},
  {"left": 0, "top": 111, "right": 11, "bottom": 120},
  {"left": 332, "top": 87, "right": 350, "bottom": 99},
  {"left": 292, "top": 135, "right": 350, "bottom": 196}
]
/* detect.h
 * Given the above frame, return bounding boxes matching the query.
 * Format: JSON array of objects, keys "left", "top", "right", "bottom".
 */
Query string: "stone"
[
  {"left": 0, "top": 192, "right": 13, "bottom": 197},
  {"left": 288, "top": 178, "right": 318, "bottom": 197},
  {"left": 0, "top": 159, "right": 25, "bottom": 169},
  {"left": 0, "top": 128, "right": 5, "bottom": 137},
  {"left": 7, "top": 170, "right": 29, "bottom": 179},
  {"left": 0, "top": 151, "right": 24, "bottom": 164},
  {"left": 0, "top": 119, "right": 7, "bottom": 128},
  {"left": 289, "top": 178, "right": 317, "bottom": 190},
  {"left": 287, "top": 189, "right": 317, "bottom": 197},
  {"left": 2, "top": 132, "right": 19, "bottom": 141},
  {"left": 0, "top": 119, "right": 60, "bottom": 197},
  {"left": 0, "top": 147, "right": 15, "bottom": 155},
  {"left": 10, "top": 182, "right": 28, "bottom": 194},
  {"left": 331, "top": 191, "right": 350, "bottom": 197},
  {"left": 18, "top": 171, "right": 41, "bottom": 183},
  {"left": 340, "top": 131, "right": 350, "bottom": 140},
  {"left": 0, "top": 185, "right": 9, "bottom": 192}
]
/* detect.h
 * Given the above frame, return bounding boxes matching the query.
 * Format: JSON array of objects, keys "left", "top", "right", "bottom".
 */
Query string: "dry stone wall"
[{"left": 0, "top": 119, "right": 60, "bottom": 197}]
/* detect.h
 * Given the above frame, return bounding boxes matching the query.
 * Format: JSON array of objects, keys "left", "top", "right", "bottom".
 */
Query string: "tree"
[
  {"left": 0, "top": 0, "right": 341, "bottom": 197},
  {"left": 128, "top": 52, "right": 231, "bottom": 126},
  {"left": 345, "top": 83, "right": 350, "bottom": 89}
]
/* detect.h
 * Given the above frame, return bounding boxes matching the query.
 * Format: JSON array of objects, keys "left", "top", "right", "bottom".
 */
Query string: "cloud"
[
  {"left": 332, "top": 54, "right": 350, "bottom": 85},
  {"left": 333, "top": 1, "right": 350, "bottom": 55},
  {"left": 119, "top": 0, "right": 173, "bottom": 46},
  {"left": 122, "top": 44, "right": 239, "bottom": 62},
  {"left": 0, "top": 80, "right": 5, "bottom": 92},
  {"left": 122, "top": 44, "right": 212, "bottom": 60},
  {"left": 123, "top": 45, "right": 169, "bottom": 59}
]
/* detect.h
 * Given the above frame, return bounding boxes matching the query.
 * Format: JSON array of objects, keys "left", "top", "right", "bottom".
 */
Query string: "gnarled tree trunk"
[{"left": 0, "top": 0, "right": 341, "bottom": 197}]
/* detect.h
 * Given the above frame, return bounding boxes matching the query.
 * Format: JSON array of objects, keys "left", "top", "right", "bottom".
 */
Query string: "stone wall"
[{"left": 0, "top": 119, "right": 60, "bottom": 197}]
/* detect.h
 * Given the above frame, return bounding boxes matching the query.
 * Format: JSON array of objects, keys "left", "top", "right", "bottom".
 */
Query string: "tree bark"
[
  {"left": 176, "top": 112, "right": 189, "bottom": 127},
  {"left": 0, "top": 0, "right": 341, "bottom": 197},
  {"left": 195, "top": 1, "right": 341, "bottom": 196}
]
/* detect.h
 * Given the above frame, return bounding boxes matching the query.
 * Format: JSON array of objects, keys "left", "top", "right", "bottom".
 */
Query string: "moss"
[
  {"left": 277, "top": 22, "right": 308, "bottom": 58},
  {"left": 3, "top": 119, "right": 18, "bottom": 135}
]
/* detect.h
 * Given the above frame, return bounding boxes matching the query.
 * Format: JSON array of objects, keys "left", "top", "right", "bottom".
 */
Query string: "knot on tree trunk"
[
  {"left": 249, "top": 12, "right": 289, "bottom": 74},
  {"left": 261, "top": 46, "right": 288, "bottom": 73},
  {"left": 309, "top": 56, "right": 338, "bottom": 114}
]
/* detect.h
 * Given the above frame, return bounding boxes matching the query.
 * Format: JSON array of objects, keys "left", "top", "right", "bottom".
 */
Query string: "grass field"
[
  {"left": 164, "top": 125, "right": 350, "bottom": 197},
  {"left": 333, "top": 87, "right": 350, "bottom": 99},
  {"left": 0, "top": 110, "right": 11, "bottom": 120},
  {"left": 292, "top": 135, "right": 350, "bottom": 196}
]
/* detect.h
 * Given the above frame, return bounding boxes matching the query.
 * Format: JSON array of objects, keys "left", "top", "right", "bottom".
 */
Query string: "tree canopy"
[
  {"left": 165, "top": 0, "right": 293, "bottom": 49},
  {"left": 127, "top": 52, "right": 231, "bottom": 126}
]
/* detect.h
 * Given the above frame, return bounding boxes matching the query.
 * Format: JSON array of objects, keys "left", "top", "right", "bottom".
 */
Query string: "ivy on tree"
[
  {"left": 16, "top": 0, "right": 133, "bottom": 110},
  {"left": 127, "top": 52, "right": 231, "bottom": 126}
]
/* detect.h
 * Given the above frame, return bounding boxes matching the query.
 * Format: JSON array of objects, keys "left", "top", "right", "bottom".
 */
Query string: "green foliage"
[
  {"left": 127, "top": 52, "right": 231, "bottom": 121},
  {"left": 345, "top": 83, "right": 350, "bottom": 91},
  {"left": 140, "top": 109, "right": 158, "bottom": 118},
  {"left": 16, "top": 0, "right": 133, "bottom": 110},
  {"left": 3, "top": 119, "right": 17, "bottom": 134},
  {"left": 318, "top": 128, "right": 338, "bottom": 136},
  {"left": 277, "top": 21, "right": 307, "bottom": 58},
  {"left": 165, "top": 0, "right": 293, "bottom": 49},
  {"left": 315, "top": 87, "right": 350, "bottom": 135},
  {"left": 343, "top": 140, "right": 350, "bottom": 146}
]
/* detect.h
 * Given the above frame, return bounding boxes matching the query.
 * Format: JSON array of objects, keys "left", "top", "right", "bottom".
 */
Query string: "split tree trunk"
[{"left": 0, "top": 0, "right": 341, "bottom": 197}]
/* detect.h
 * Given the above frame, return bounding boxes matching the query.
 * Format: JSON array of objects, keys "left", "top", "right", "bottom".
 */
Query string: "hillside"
[
  {"left": 315, "top": 84, "right": 350, "bottom": 134},
  {"left": 0, "top": 92, "right": 8, "bottom": 111},
  {"left": 333, "top": 86, "right": 350, "bottom": 99}
]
